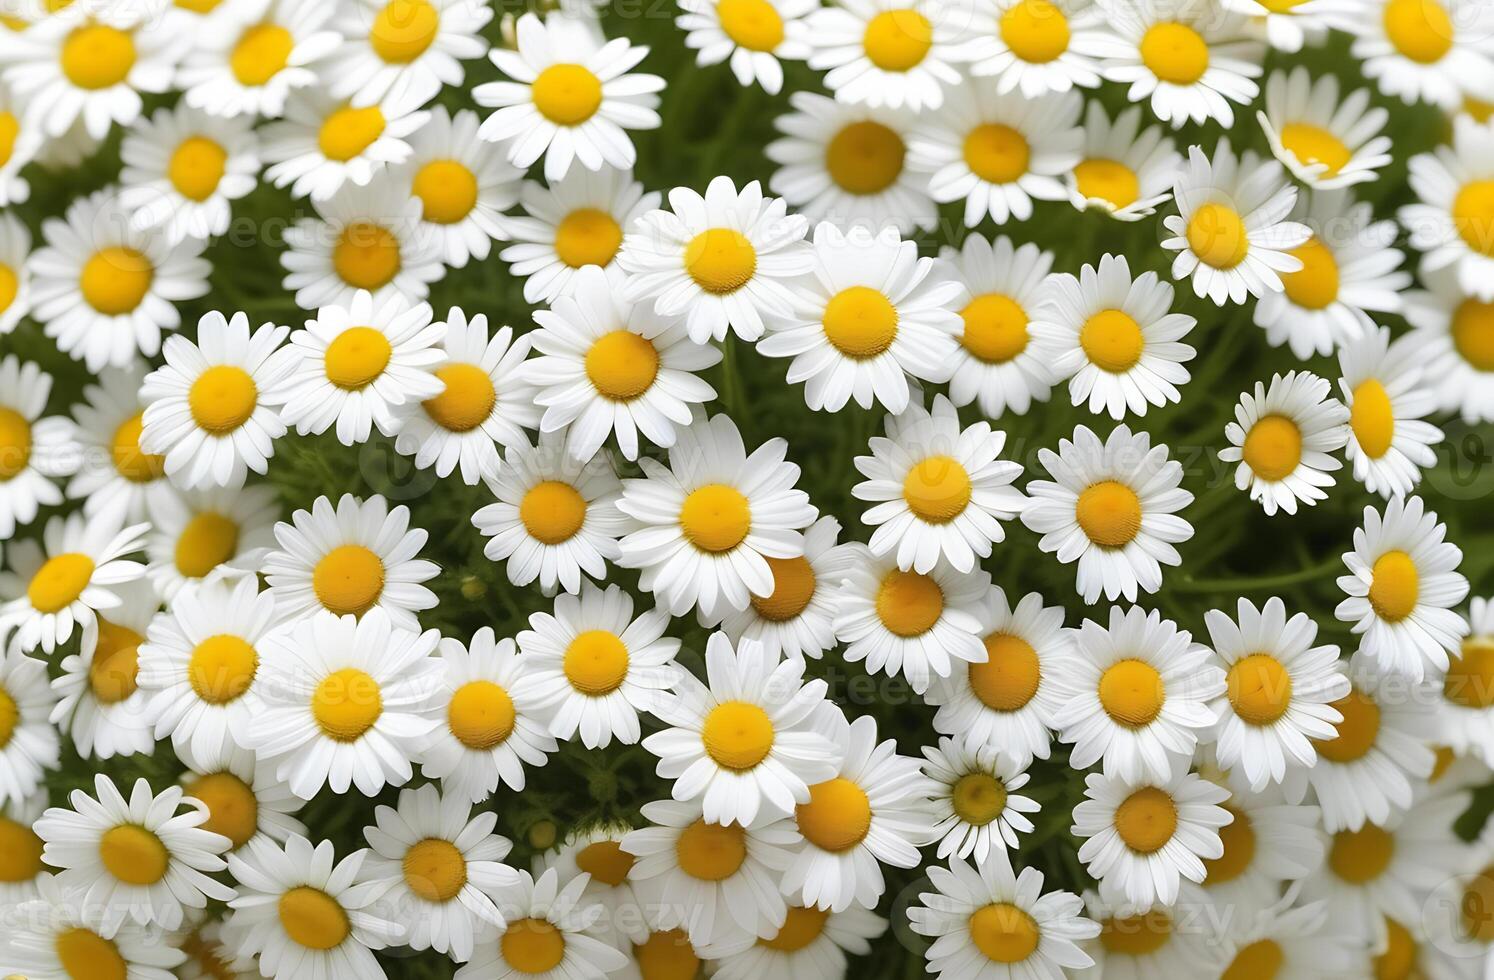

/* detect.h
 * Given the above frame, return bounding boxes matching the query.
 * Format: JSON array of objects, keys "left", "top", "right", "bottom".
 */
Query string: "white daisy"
[
  {"left": 803, "top": 0, "right": 966, "bottom": 111},
  {"left": 540, "top": 821, "right": 648, "bottom": 950},
  {"left": 1403, "top": 264, "right": 1494, "bottom": 424},
  {"left": 1183, "top": 781, "right": 1327, "bottom": 922},
  {"left": 0, "top": 356, "right": 76, "bottom": 539},
  {"left": 455, "top": 867, "right": 630, "bottom": 979},
  {"left": 320, "top": 0, "right": 494, "bottom": 114},
  {"left": 1215, "top": 892, "right": 1363, "bottom": 978},
  {"left": 957, "top": 0, "right": 1117, "bottom": 96},
  {"left": 676, "top": 0, "right": 816, "bottom": 95},
  {"left": 49, "top": 580, "right": 157, "bottom": 760},
  {"left": 7, "top": 876, "right": 186, "bottom": 980},
  {"left": 142, "top": 484, "right": 279, "bottom": 602},
  {"left": 705, "top": 902, "right": 886, "bottom": 980},
  {"left": 259, "top": 88, "right": 429, "bottom": 201},
  {"left": 178, "top": 0, "right": 342, "bottom": 119},
  {"left": 0, "top": 210, "right": 30, "bottom": 334},
  {"left": 397, "top": 106, "right": 521, "bottom": 269},
  {"left": 178, "top": 745, "right": 307, "bottom": 856},
  {"left": 1079, "top": 895, "right": 1226, "bottom": 979},
  {"left": 1337, "top": 327, "right": 1443, "bottom": 498},
  {"left": 1400, "top": 115, "right": 1494, "bottom": 301},
  {"left": 1440, "top": 598, "right": 1494, "bottom": 764},
  {"left": 1065, "top": 101, "right": 1179, "bottom": 221},
  {"left": 117, "top": 103, "right": 260, "bottom": 244},
  {"left": 1338, "top": 0, "right": 1494, "bottom": 110},
  {"left": 1222, "top": 0, "right": 1337, "bottom": 52},
  {"left": 176, "top": 918, "right": 260, "bottom": 980},
  {"left": 1257, "top": 67, "right": 1392, "bottom": 189},
  {"left": 0, "top": 84, "right": 42, "bottom": 207},
  {"left": 64, "top": 364, "right": 174, "bottom": 525},
  {"left": 0, "top": 646, "right": 58, "bottom": 805},
  {"left": 1219, "top": 370, "right": 1350, "bottom": 516},
  {"left": 922, "top": 737, "right": 1039, "bottom": 862}
]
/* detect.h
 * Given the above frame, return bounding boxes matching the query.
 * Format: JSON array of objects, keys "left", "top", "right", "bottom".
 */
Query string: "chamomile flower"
[
  {"left": 852, "top": 394, "right": 1026, "bottom": 573},
  {"left": 765, "top": 92, "right": 937, "bottom": 234},
  {"left": 540, "top": 821, "right": 648, "bottom": 949},
  {"left": 416, "top": 628, "right": 558, "bottom": 803},
  {"left": 1065, "top": 102, "right": 1179, "bottom": 221},
  {"left": 0, "top": 792, "right": 48, "bottom": 905},
  {"left": 1071, "top": 767, "right": 1232, "bottom": 908},
  {"left": 0, "top": 511, "right": 148, "bottom": 655},
  {"left": 260, "top": 88, "right": 429, "bottom": 201},
  {"left": 617, "top": 174, "right": 812, "bottom": 344},
  {"left": 922, "top": 737, "right": 1039, "bottom": 862},
  {"left": 137, "top": 577, "right": 277, "bottom": 769},
  {"left": 320, "top": 0, "right": 494, "bottom": 114},
  {"left": 1020, "top": 424, "right": 1193, "bottom": 603},
  {"left": 957, "top": 0, "right": 1115, "bottom": 96},
  {"left": 1335, "top": 494, "right": 1470, "bottom": 680},
  {"left": 517, "top": 582, "right": 679, "bottom": 749},
  {"left": 456, "top": 867, "right": 630, "bottom": 979},
  {"left": 676, "top": 0, "right": 815, "bottom": 95},
  {"left": 0, "top": 85, "right": 41, "bottom": 207},
  {"left": 1337, "top": 328, "right": 1443, "bottom": 498},
  {"left": 1441, "top": 598, "right": 1494, "bottom": 764},
  {"left": 7, "top": 876, "right": 186, "bottom": 980},
  {"left": 1095, "top": 0, "right": 1263, "bottom": 128},
  {"left": 1258, "top": 68, "right": 1392, "bottom": 189},
  {"left": 29, "top": 188, "right": 211, "bottom": 371},
  {"left": 246, "top": 608, "right": 442, "bottom": 799},
  {"left": 0, "top": 356, "right": 76, "bottom": 539},
  {"left": 907, "top": 848, "right": 1100, "bottom": 980},
  {"left": 1403, "top": 265, "right": 1494, "bottom": 424},
  {"left": 0, "top": 646, "right": 59, "bottom": 805},
  {"left": 499, "top": 165, "right": 659, "bottom": 304},
  {"left": 621, "top": 798, "right": 798, "bottom": 945},
  {"left": 706, "top": 902, "right": 887, "bottom": 980},
  {"left": 0, "top": 210, "right": 30, "bottom": 334},
  {"left": 524, "top": 265, "right": 720, "bottom": 462},
  {"left": 1340, "top": 0, "right": 1494, "bottom": 110},
  {"left": 923, "top": 588, "right": 1070, "bottom": 766},
  {"left": 143, "top": 485, "right": 279, "bottom": 601},
  {"left": 117, "top": 103, "right": 260, "bottom": 244},
  {"left": 909, "top": 85, "right": 1083, "bottom": 227},
  {"left": 37, "top": 774, "right": 233, "bottom": 933},
  {"left": 1051, "top": 605, "right": 1223, "bottom": 783},
  {"left": 471, "top": 430, "right": 628, "bottom": 596},
  {"left": 398, "top": 106, "right": 521, "bottom": 269},
  {"left": 179, "top": 746, "right": 307, "bottom": 856},
  {"left": 1216, "top": 892, "right": 1363, "bottom": 978},
  {"left": 50, "top": 581, "right": 157, "bottom": 760},
  {"left": 938, "top": 234, "right": 1058, "bottom": 418},
  {"left": 1204, "top": 597, "right": 1350, "bottom": 793},
  {"left": 617, "top": 413, "right": 817, "bottom": 620},
  {"left": 176, "top": 919, "right": 260, "bottom": 980},
  {"left": 139, "top": 311, "right": 294, "bottom": 491},
  {"left": 64, "top": 366, "right": 171, "bottom": 525},
  {"left": 474, "top": 11, "right": 664, "bottom": 181},
  {"left": 1219, "top": 370, "right": 1350, "bottom": 516},
  {"left": 832, "top": 548, "right": 989, "bottom": 695},
  {"left": 1031, "top": 252, "right": 1196, "bottom": 419},
  {"left": 1253, "top": 190, "right": 1409, "bottom": 358},
  {"left": 1080, "top": 896, "right": 1226, "bottom": 979},
  {"left": 224, "top": 834, "right": 403, "bottom": 979},
  {"left": 642, "top": 632, "right": 840, "bottom": 826},
  {"left": 263, "top": 492, "right": 439, "bottom": 629},
  {"left": 803, "top": 0, "right": 966, "bottom": 110},
  {"left": 1401, "top": 116, "right": 1494, "bottom": 301},
  {"left": 1222, "top": 0, "right": 1336, "bottom": 52},
  {"left": 756, "top": 222, "right": 962, "bottom": 415},
  {"left": 360, "top": 783, "right": 517, "bottom": 962},
  {"left": 1161, "top": 142, "right": 1311, "bottom": 305},
  {"left": 281, "top": 178, "right": 445, "bottom": 311},
  {"left": 178, "top": 0, "right": 342, "bottom": 119}
]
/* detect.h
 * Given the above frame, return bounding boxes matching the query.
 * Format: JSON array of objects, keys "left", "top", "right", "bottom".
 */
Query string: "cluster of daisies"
[{"left": 0, "top": 0, "right": 1491, "bottom": 978}]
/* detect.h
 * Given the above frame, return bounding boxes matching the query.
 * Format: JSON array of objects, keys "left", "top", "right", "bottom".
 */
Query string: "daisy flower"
[
  {"left": 832, "top": 548, "right": 988, "bottom": 695},
  {"left": 938, "top": 234, "right": 1057, "bottom": 418},
  {"left": 49, "top": 581, "right": 157, "bottom": 760},
  {"left": 0, "top": 511, "right": 148, "bottom": 655},
  {"left": 617, "top": 174, "right": 813, "bottom": 344},
  {"left": 1204, "top": 596, "right": 1351, "bottom": 792},
  {"left": 909, "top": 85, "right": 1083, "bottom": 227},
  {"left": 802, "top": 0, "right": 966, "bottom": 111},
  {"left": 0, "top": 356, "right": 76, "bottom": 539},
  {"left": 1020, "top": 423, "right": 1193, "bottom": 603},
  {"left": 713, "top": 515, "right": 859, "bottom": 661},
  {"left": 756, "top": 222, "right": 962, "bottom": 415},
  {"left": 1441, "top": 597, "right": 1494, "bottom": 763},
  {"left": 1335, "top": 494, "right": 1469, "bottom": 680},
  {"left": 524, "top": 264, "right": 720, "bottom": 462},
  {"left": 280, "top": 177, "right": 445, "bottom": 311},
  {"left": 1184, "top": 779, "right": 1327, "bottom": 922},
  {"left": 1339, "top": 0, "right": 1494, "bottom": 110},
  {"left": 259, "top": 88, "right": 429, "bottom": 201},
  {"left": 360, "top": 783, "right": 517, "bottom": 962},
  {"left": 224, "top": 834, "right": 403, "bottom": 979},
  {"left": 616, "top": 413, "right": 817, "bottom": 620},
  {"left": 142, "top": 484, "right": 279, "bottom": 601},
  {"left": 0, "top": 792, "right": 48, "bottom": 905},
  {"left": 0, "top": 646, "right": 59, "bottom": 805},
  {"left": 922, "top": 737, "right": 1039, "bottom": 863},
  {"left": 397, "top": 106, "right": 521, "bottom": 269},
  {"left": 7, "top": 876, "right": 186, "bottom": 980},
  {"left": 1403, "top": 265, "right": 1494, "bottom": 424},
  {"left": 516, "top": 582, "right": 679, "bottom": 749},
  {"left": 470, "top": 430, "right": 628, "bottom": 596},
  {"left": 1031, "top": 252, "right": 1196, "bottom": 419},
  {"left": 178, "top": 0, "right": 342, "bottom": 119},
  {"left": 907, "top": 848, "right": 1100, "bottom": 979},
  {"left": 1080, "top": 896, "right": 1225, "bottom": 979},
  {"left": 0, "top": 85, "right": 42, "bottom": 207},
  {"left": 1222, "top": 0, "right": 1337, "bottom": 52},
  {"left": 245, "top": 608, "right": 443, "bottom": 799},
  {"left": 117, "top": 103, "right": 260, "bottom": 244},
  {"left": 1065, "top": 102, "right": 1179, "bottom": 221},
  {"left": 539, "top": 821, "right": 648, "bottom": 951},
  {"left": 36, "top": 774, "right": 233, "bottom": 933},
  {"left": 179, "top": 745, "right": 307, "bottom": 856},
  {"left": 64, "top": 366, "right": 172, "bottom": 526},
  {"left": 676, "top": 0, "right": 816, "bottom": 95},
  {"left": 28, "top": 187, "right": 211, "bottom": 371},
  {"left": 474, "top": 11, "right": 664, "bottom": 181},
  {"left": 957, "top": 0, "right": 1116, "bottom": 96},
  {"left": 706, "top": 902, "right": 886, "bottom": 980},
  {"left": 1095, "top": 0, "right": 1263, "bottom": 128},
  {"left": 1253, "top": 189, "right": 1409, "bottom": 358},
  {"left": 642, "top": 632, "right": 840, "bottom": 826},
  {"left": 765, "top": 92, "right": 938, "bottom": 235},
  {"left": 631, "top": 928, "right": 710, "bottom": 977},
  {"left": 1219, "top": 370, "right": 1350, "bottom": 516},
  {"left": 176, "top": 919, "right": 260, "bottom": 980},
  {"left": 1161, "top": 142, "right": 1310, "bottom": 305},
  {"left": 137, "top": 576, "right": 277, "bottom": 769},
  {"left": 499, "top": 165, "right": 659, "bottom": 304},
  {"left": 1071, "top": 767, "right": 1231, "bottom": 908},
  {"left": 0, "top": 210, "right": 30, "bottom": 334},
  {"left": 1257, "top": 68, "right": 1392, "bottom": 190},
  {"left": 923, "top": 587, "right": 1070, "bottom": 766},
  {"left": 1216, "top": 892, "right": 1363, "bottom": 978},
  {"left": 455, "top": 867, "right": 630, "bottom": 979},
  {"left": 139, "top": 310, "right": 294, "bottom": 491},
  {"left": 1337, "top": 327, "right": 1443, "bottom": 498},
  {"left": 621, "top": 798, "right": 798, "bottom": 945},
  {"left": 1051, "top": 605, "right": 1223, "bottom": 783},
  {"left": 1401, "top": 116, "right": 1494, "bottom": 301},
  {"left": 852, "top": 393, "right": 1026, "bottom": 573},
  {"left": 415, "top": 628, "right": 558, "bottom": 804},
  {"left": 320, "top": 0, "right": 494, "bottom": 114}
]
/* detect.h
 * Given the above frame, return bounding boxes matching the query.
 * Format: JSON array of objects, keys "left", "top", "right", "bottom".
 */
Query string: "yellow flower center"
[
  {"left": 311, "top": 667, "right": 383, "bottom": 741},
  {"left": 1452, "top": 298, "right": 1494, "bottom": 371},
  {"left": 999, "top": 0, "right": 1070, "bottom": 63},
  {"left": 1453, "top": 180, "right": 1494, "bottom": 258},
  {"left": 963, "top": 123, "right": 1030, "bottom": 184},
  {"left": 1222, "top": 939, "right": 1285, "bottom": 980},
  {"left": 969, "top": 902, "right": 1040, "bottom": 963},
  {"left": 1382, "top": 0, "right": 1454, "bottom": 63},
  {"left": 278, "top": 886, "right": 350, "bottom": 950},
  {"left": 61, "top": 24, "right": 135, "bottom": 90},
  {"left": 531, "top": 64, "right": 603, "bottom": 126},
  {"left": 230, "top": 24, "right": 293, "bottom": 86},
  {"left": 1313, "top": 687, "right": 1381, "bottom": 763},
  {"left": 554, "top": 208, "right": 623, "bottom": 268},
  {"left": 1187, "top": 201, "right": 1249, "bottom": 269},
  {"left": 0, "top": 407, "right": 30, "bottom": 481},
  {"left": 575, "top": 839, "right": 635, "bottom": 886},
  {"left": 0, "top": 112, "right": 20, "bottom": 169},
  {"left": 111, "top": 412, "right": 164, "bottom": 483},
  {"left": 1139, "top": 21, "right": 1209, "bottom": 84},
  {"left": 502, "top": 918, "right": 568, "bottom": 971},
  {"left": 1279, "top": 122, "right": 1352, "bottom": 177},
  {"left": 89, "top": 620, "right": 142, "bottom": 705},
  {"left": 1227, "top": 653, "right": 1292, "bottom": 725},
  {"left": 969, "top": 633, "right": 1041, "bottom": 711},
  {"left": 168, "top": 136, "right": 228, "bottom": 202},
  {"left": 825, "top": 121, "right": 906, "bottom": 195},
  {"left": 519, "top": 480, "right": 588, "bottom": 545},
  {"left": 324, "top": 326, "right": 392, "bottom": 390},
  {"left": 1098, "top": 658, "right": 1165, "bottom": 728},
  {"left": 184, "top": 771, "right": 259, "bottom": 850},
  {"left": 634, "top": 930, "right": 700, "bottom": 979},
  {"left": 1202, "top": 806, "right": 1255, "bottom": 884},
  {"left": 823, "top": 285, "right": 898, "bottom": 358},
  {"left": 189, "top": 365, "right": 258, "bottom": 435},
  {"left": 684, "top": 228, "right": 757, "bottom": 294},
  {"left": 28, "top": 553, "right": 95, "bottom": 614},
  {"left": 961, "top": 292, "right": 1028, "bottom": 363},
  {"left": 176, "top": 0, "right": 225, "bottom": 11},
  {"left": 1079, "top": 309, "right": 1144, "bottom": 373},
  {"left": 0, "top": 261, "right": 17, "bottom": 316},
  {"left": 1242, "top": 414, "right": 1302, "bottom": 482},
  {"left": 1074, "top": 158, "right": 1141, "bottom": 209},
  {"left": 81, "top": 246, "right": 154, "bottom": 316},
  {"left": 1462, "top": 868, "right": 1494, "bottom": 943},
  {"left": 1100, "top": 913, "right": 1172, "bottom": 956},
  {"left": 188, "top": 634, "right": 258, "bottom": 705},
  {"left": 761, "top": 905, "right": 830, "bottom": 952},
  {"left": 797, "top": 776, "right": 872, "bottom": 852},
  {"left": 318, "top": 105, "right": 386, "bottom": 163},
  {"left": 585, "top": 330, "right": 660, "bottom": 400},
  {"left": 0, "top": 813, "right": 43, "bottom": 882},
  {"left": 0, "top": 686, "right": 16, "bottom": 749},
  {"left": 749, "top": 555, "right": 816, "bottom": 622},
  {"left": 55, "top": 928, "right": 127, "bottom": 980},
  {"left": 413, "top": 159, "right": 478, "bottom": 225},
  {"left": 675, "top": 819, "right": 747, "bottom": 880},
  {"left": 679, "top": 483, "right": 752, "bottom": 553},
  {"left": 1280, "top": 237, "right": 1340, "bottom": 310},
  {"left": 903, "top": 455, "right": 972, "bottom": 523},
  {"left": 862, "top": 9, "right": 933, "bottom": 71},
  {"left": 702, "top": 700, "right": 774, "bottom": 770},
  {"left": 448, "top": 680, "right": 515, "bottom": 749},
  {"left": 1377, "top": 918, "right": 1417, "bottom": 978},
  {"left": 564, "top": 630, "right": 630, "bottom": 696},
  {"left": 951, "top": 771, "right": 1007, "bottom": 825},
  {"left": 1258, "top": 0, "right": 1305, "bottom": 10},
  {"left": 333, "top": 222, "right": 402, "bottom": 290},
  {"left": 1075, "top": 479, "right": 1142, "bottom": 548},
  {"left": 875, "top": 568, "right": 943, "bottom": 637},
  {"left": 403, "top": 837, "right": 467, "bottom": 902},
  {"left": 174, "top": 511, "right": 239, "bottom": 580},
  {"left": 422, "top": 363, "right": 495, "bottom": 432},
  {"left": 99, "top": 824, "right": 168, "bottom": 884},
  {"left": 1444, "top": 640, "right": 1494, "bottom": 709},
  {"left": 312, "top": 544, "right": 386, "bottom": 616},
  {"left": 370, "top": 0, "right": 439, "bottom": 63},
  {"left": 1350, "top": 379, "right": 1394, "bottom": 459},
  {"left": 1113, "top": 785, "right": 1178, "bottom": 854},
  {"left": 1328, "top": 823, "right": 1394, "bottom": 883},
  {"left": 717, "top": 0, "right": 784, "bottom": 51},
  {"left": 1369, "top": 550, "right": 1419, "bottom": 622}
]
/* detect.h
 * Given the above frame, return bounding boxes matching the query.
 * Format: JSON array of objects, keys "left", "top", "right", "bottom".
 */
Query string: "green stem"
[{"left": 1172, "top": 555, "right": 1344, "bottom": 594}]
